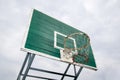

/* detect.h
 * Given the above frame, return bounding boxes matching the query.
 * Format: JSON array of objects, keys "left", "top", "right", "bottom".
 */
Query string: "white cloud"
[{"left": 82, "top": 0, "right": 99, "bottom": 14}]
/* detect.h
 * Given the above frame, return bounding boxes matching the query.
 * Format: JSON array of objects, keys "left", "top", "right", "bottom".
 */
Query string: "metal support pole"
[
  {"left": 17, "top": 53, "right": 30, "bottom": 80},
  {"left": 73, "top": 65, "right": 77, "bottom": 75},
  {"left": 21, "top": 74, "right": 55, "bottom": 80},
  {"left": 61, "top": 64, "right": 71, "bottom": 80},
  {"left": 74, "top": 67, "right": 83, "bottom": 80},
  {"left": 30, "top": 67, "right": 75, "bottom": 78},
  {"left": 17, "top": 53, "right": 83, "bottom": 80},
  {"left": 22, "top": 54, "right": 35, "bottom": 80}
]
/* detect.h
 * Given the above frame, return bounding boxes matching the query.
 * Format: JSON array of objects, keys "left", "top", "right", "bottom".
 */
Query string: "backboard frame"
[{"left": 21, "top": 9, "right": 97, "bottom": 71}]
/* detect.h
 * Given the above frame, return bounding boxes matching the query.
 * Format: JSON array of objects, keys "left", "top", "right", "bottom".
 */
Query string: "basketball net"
[{"left": 63, "top": 32, "right": 90, "bottom": 63}]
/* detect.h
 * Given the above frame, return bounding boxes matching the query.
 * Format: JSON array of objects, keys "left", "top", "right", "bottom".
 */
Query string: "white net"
[{"left": 63, "top": 32, "right": 90, "bottom": 63}]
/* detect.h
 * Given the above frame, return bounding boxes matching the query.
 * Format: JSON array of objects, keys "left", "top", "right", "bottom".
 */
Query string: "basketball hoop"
[{"left": 63, "top": 32, "right": 90, "bottom": 63}]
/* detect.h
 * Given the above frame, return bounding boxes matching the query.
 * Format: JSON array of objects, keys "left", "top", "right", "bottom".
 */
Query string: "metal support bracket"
[{"left": 17, "top": 53, "right": 83, "bottom": 80}]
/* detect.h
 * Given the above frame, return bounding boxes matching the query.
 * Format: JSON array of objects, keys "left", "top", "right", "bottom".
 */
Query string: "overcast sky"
[{"left": 0, "top": 0, "right": 120, "bottom": 80}]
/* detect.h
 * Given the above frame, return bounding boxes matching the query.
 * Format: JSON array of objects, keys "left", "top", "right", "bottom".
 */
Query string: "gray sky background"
[{"left": 0, "top": 0, "right": 120, "bottom": 80}]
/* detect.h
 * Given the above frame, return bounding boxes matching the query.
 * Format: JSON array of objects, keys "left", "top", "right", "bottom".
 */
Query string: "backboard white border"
[{"left": 21, "top": 9, "right": 34, "bottom": 51}]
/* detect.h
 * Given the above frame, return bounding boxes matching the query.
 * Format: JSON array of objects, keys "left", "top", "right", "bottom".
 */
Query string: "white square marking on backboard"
[{"left": 54, "top": 31, "right": 77, "bottom": 51}]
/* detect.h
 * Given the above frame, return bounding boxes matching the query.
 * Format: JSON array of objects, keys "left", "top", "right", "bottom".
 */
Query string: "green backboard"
[{"left": 22, "top": 9, "right": 97, "bottom": 70}]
